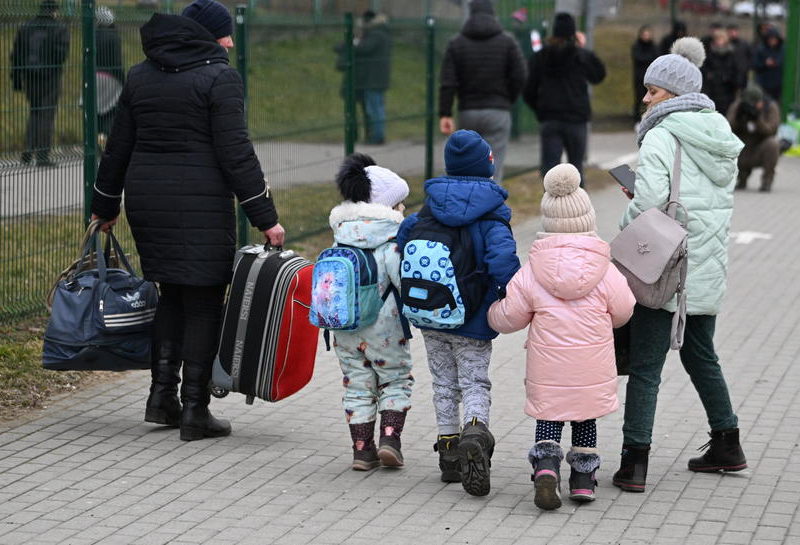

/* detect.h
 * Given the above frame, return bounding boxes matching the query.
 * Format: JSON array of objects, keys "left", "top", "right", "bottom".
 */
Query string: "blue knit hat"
[
  {"left": 444, "top": 130, "right": 494, "bottom": 178},
  {"left": 182, "top": 0, "right": 232, "bottom": 40}
]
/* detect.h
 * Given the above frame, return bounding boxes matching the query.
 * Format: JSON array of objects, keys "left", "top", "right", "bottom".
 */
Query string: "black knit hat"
[
  {"left": 553, "top": 12, "right": 576, "bottom": 39},
  {"left": 182, "top": 0, "right": 233, "bottom": 40}
]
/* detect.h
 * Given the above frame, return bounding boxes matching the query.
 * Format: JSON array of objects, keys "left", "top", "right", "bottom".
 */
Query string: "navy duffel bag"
[{"left": 43, "top": 229, "right": 158, "bottom": 371}]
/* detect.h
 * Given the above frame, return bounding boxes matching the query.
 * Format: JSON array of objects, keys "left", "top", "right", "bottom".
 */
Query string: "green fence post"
[
  {"left": 344, "top": 13, "right": 356, "bottom": 156},
  {"left": 82, "top": 0, "right": 97, "bottom": 226},
  {"left": 424, "top": 16, "right": 436, "bottom": 181},
  {"left": 235, "top": 4, "right": 251, "bottom": 246},
  {"left": 781, "top": 0, "right": 800, "bottom": 119}
]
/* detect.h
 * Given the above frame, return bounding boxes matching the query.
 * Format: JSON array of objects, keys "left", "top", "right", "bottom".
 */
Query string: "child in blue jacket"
[{"left": 397, "top": 130, "right": 520, "bottom": 496}]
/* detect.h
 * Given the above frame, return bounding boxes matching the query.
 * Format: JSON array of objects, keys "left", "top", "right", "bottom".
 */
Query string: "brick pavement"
[{"left": 2, "top": 153, "right": 799, "bottom": 545}]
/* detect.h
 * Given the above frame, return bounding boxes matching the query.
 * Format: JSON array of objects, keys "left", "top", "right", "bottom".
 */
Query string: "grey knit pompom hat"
[
  {"left": 541, "top": 164, "right": 596, "bottom": 234},
  {"left": 643, "top": 37, "right": 705, "bottom": 96}
]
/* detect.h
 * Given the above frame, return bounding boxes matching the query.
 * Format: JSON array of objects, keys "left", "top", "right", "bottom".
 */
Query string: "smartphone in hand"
[{"left": 608, "top": 164, "right": 636, "bottom": 195}]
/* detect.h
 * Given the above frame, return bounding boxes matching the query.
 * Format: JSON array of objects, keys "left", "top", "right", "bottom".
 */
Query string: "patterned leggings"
[
  {"left": 422, "top": 330, "right": 492, "bottom": 435},
  {"left": 535, "top": 419, "right": 597, "bottom": 448}
]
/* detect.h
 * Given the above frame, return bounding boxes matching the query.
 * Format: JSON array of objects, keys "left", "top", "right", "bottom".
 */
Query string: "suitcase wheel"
[{"left": 209, "top": 385, "right": 229, "bottom": 398}]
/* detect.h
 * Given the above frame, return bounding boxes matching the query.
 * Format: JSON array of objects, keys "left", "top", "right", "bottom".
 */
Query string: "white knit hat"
[
  {"left": 643, "top": 37, "right": 705, "bottom": 96},
  {"left": 365, "top": 165, "right": 409, "bottom": 208},
  {"left": 541, "top": 164, "right": 596, "bottom": 234}
]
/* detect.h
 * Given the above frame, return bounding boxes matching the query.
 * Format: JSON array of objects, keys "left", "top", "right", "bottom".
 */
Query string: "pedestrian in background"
[
  {"left": 613, "top": 37, "right": 747, "bottom": 494},
  {"left": 727, "top": 84, "right": 780, "bottom": 192},
  {"left": 95, "top": 6, "right": 124, "bottom": 146},
  {"left": 355, "top": 10, "right": 391, "bottom": 145},
  {"left": 10, "top": 0, "right": 69, "bottom": 167},
  {"left": 631, "top": 25, "right": 659, "bottom": 119},
  {"left": 438, "top": 0, "right": 526, "bottom": 181},
  {"left": 754, "top": 26, "right": 784, "bottom": 103},
  {"left": 658, "top": 19, "right": 687, "bottom": 55},
  {"left": 524, "top": 12, "right": 605, "bottom": 186},
  {"left": 727, "top": 23, "right": 752, "bottom": 91},
  {"left": 488, "top": 163, "right": 635, "bottom": 510},
  {"left": 702, "top": 28, "right": 740, "bottom": 117},
  {"left": 91, "top": 0, "right": 285, "bottom": 442}
]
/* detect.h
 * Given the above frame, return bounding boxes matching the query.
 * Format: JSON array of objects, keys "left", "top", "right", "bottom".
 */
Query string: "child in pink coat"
[{"left": 488, "top": 164, "right": 635, "bottom": 510}]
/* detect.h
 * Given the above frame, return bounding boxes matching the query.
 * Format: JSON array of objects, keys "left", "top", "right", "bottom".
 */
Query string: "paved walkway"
[
  {"left": 2, "top": 156, "right": 799, "bottom": 545},
  {"left": 0, "top": 132, "right": 638, "bottom": 218}
]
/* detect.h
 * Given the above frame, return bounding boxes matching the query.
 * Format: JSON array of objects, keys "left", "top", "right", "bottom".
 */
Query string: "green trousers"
[{"left": 622, "top": 305, "right": 738, "bottom": 447}]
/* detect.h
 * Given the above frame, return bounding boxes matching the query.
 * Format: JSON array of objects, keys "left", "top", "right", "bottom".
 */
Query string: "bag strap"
[
  {"left": 666, "top": 136, "right": 682, "bottom": 220},
  {"left": 671, "top": 256, "right": 688, "bottom": 350},
  {"left": 667, "top": 135, "right": 688, "bottom": 350},
  {"left": 381, "top": 283, "right": 413, "bottom": 341},
  {"left": 105, "top": 230, "right": 136, "bottom": 275},
  {"left": 479, "top": 212, "right": 512, "bottom": 233}
]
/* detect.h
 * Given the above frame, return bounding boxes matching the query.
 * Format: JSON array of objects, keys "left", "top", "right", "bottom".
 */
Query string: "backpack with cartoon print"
[
  {"left": 310, "top": 243, "right": 403, "bottom": 335},
  {"left": 400, "top": 206, "right": 510, "bottom": 329}
]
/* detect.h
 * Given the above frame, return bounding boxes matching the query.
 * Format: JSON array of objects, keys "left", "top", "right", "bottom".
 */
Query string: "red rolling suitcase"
[{"left": 211, "top": 245, "right": 319, "bottom": 403}]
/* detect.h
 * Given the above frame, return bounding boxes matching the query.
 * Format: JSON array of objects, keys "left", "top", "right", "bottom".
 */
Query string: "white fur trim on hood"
[{"left": 329, "top": 201, "right": 404, "bottom": 229}]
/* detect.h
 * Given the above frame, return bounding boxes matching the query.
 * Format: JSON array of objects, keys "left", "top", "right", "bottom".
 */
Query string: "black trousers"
[
  {"left": 153, "top": 283, "right": 227, "bottom": 366},
  {"left": 23, "top": 80, "right": 60, "bottom": 162},
  {"left": 539, "top": 120, "right": 588, "bottom": 186}
]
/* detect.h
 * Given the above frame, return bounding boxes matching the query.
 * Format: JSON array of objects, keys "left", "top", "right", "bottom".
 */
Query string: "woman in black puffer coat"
[{"left": 91, "top": 0, "right": 284, "bottom": 441}]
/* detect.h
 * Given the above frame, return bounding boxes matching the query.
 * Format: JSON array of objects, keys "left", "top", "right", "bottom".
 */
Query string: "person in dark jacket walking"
[
  {"left": 727, "top": 23, "right": 752, "bottom": 91},
  {"left": 754, "top": 26, "right": 784, "bottom": 103},
  {"left": 95, "top": 6, "right": 124, "bottom": 143},
  {"left": 438, "top": 0, "right": 526, "bottom": 181},
  {"left": 702, "top": 29, "right": 741, "bottom": 117},
  {"left": 658, "top": 20, "right": 687, "bottom": 55},
  {"left": 631, "top": 25, "right": 659, "bottom": 119},
  {"left": 523, "top": 12, "right": 605, "bottom": 185},
  {"left": 90, "top": 0, "right": 285, "bottom": 442},
  {"left": 10, "top": 0, "right": 69, "bottom": 167},
  {"left": 354, "top": 10, "right": 392, "bottom": 145}
]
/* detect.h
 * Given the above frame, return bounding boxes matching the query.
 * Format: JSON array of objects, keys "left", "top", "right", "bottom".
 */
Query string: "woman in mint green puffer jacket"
[{"left": 612, "top": 37, "right": 748, "bottom": 494}]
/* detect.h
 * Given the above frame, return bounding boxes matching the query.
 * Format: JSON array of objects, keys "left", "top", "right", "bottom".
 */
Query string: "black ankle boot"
[
  {"left": 434, "top": 434, "right": 461, "bottom": 482},
  {"left": 145, "top": 341, "right": 182, "bottom": 427},
  {"left": 688, "top": 428, "right": 747, "bottom": 472},
  {"left": 530, "top": 441, "right": 564, "bottom": 510},
  {"left": 459, "top": 418, "right": 495, "bottom": 497},
  {"left": 180, "top": 359, "right": 231, "bottom": 441},
  {"left": 612, "top": 444, "right": 650, "bottom": 492},
  {"left": 378, "top": 410, "right": 406, "bottom": 467}
]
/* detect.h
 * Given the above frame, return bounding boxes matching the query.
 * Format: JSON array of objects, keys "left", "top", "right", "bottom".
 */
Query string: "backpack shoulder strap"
[
  {"left": 478, "top": 212, "right": 512, "bottom": 232},
  {"left": 666, "top": 136, "right": 682, "bottom": 219},
  {"left": 381, "top": 283, "right": 413, "bottom": 340}
]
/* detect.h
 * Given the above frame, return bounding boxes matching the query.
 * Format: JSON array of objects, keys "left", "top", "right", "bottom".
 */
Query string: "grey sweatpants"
[
  {"left": 458, "top": 109, "right": 512, "bottom": 181},
  {"left": 422, "top": 330, "right": 492, "bottom": 435}
]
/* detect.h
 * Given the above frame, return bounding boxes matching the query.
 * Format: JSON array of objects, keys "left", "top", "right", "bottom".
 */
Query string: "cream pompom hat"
[{"left": 540, "top": 163, "right": 597, "bottom": 234}]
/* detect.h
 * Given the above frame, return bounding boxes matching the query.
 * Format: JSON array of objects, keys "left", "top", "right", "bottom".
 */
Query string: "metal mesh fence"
[{"left": 0, "top": 0, "right": 554, "bottom": 323}]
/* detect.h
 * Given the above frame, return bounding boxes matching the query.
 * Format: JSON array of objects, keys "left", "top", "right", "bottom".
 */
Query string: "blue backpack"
[
  {"left": 310, "top": 245, "right": 386, "bottom": 331},
  {"left": 400, "top": 206, "right": 510, "bottom": 329}
]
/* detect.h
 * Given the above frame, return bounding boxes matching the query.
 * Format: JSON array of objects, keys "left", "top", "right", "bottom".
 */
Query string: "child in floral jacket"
[{"left": 328, "top": 153, "right": 414, "bottom": 470}]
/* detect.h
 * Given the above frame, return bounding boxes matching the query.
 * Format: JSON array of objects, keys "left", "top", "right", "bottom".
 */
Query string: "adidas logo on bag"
[{"left": 122, "top": 292, "right": 146, "bottom": 309}]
